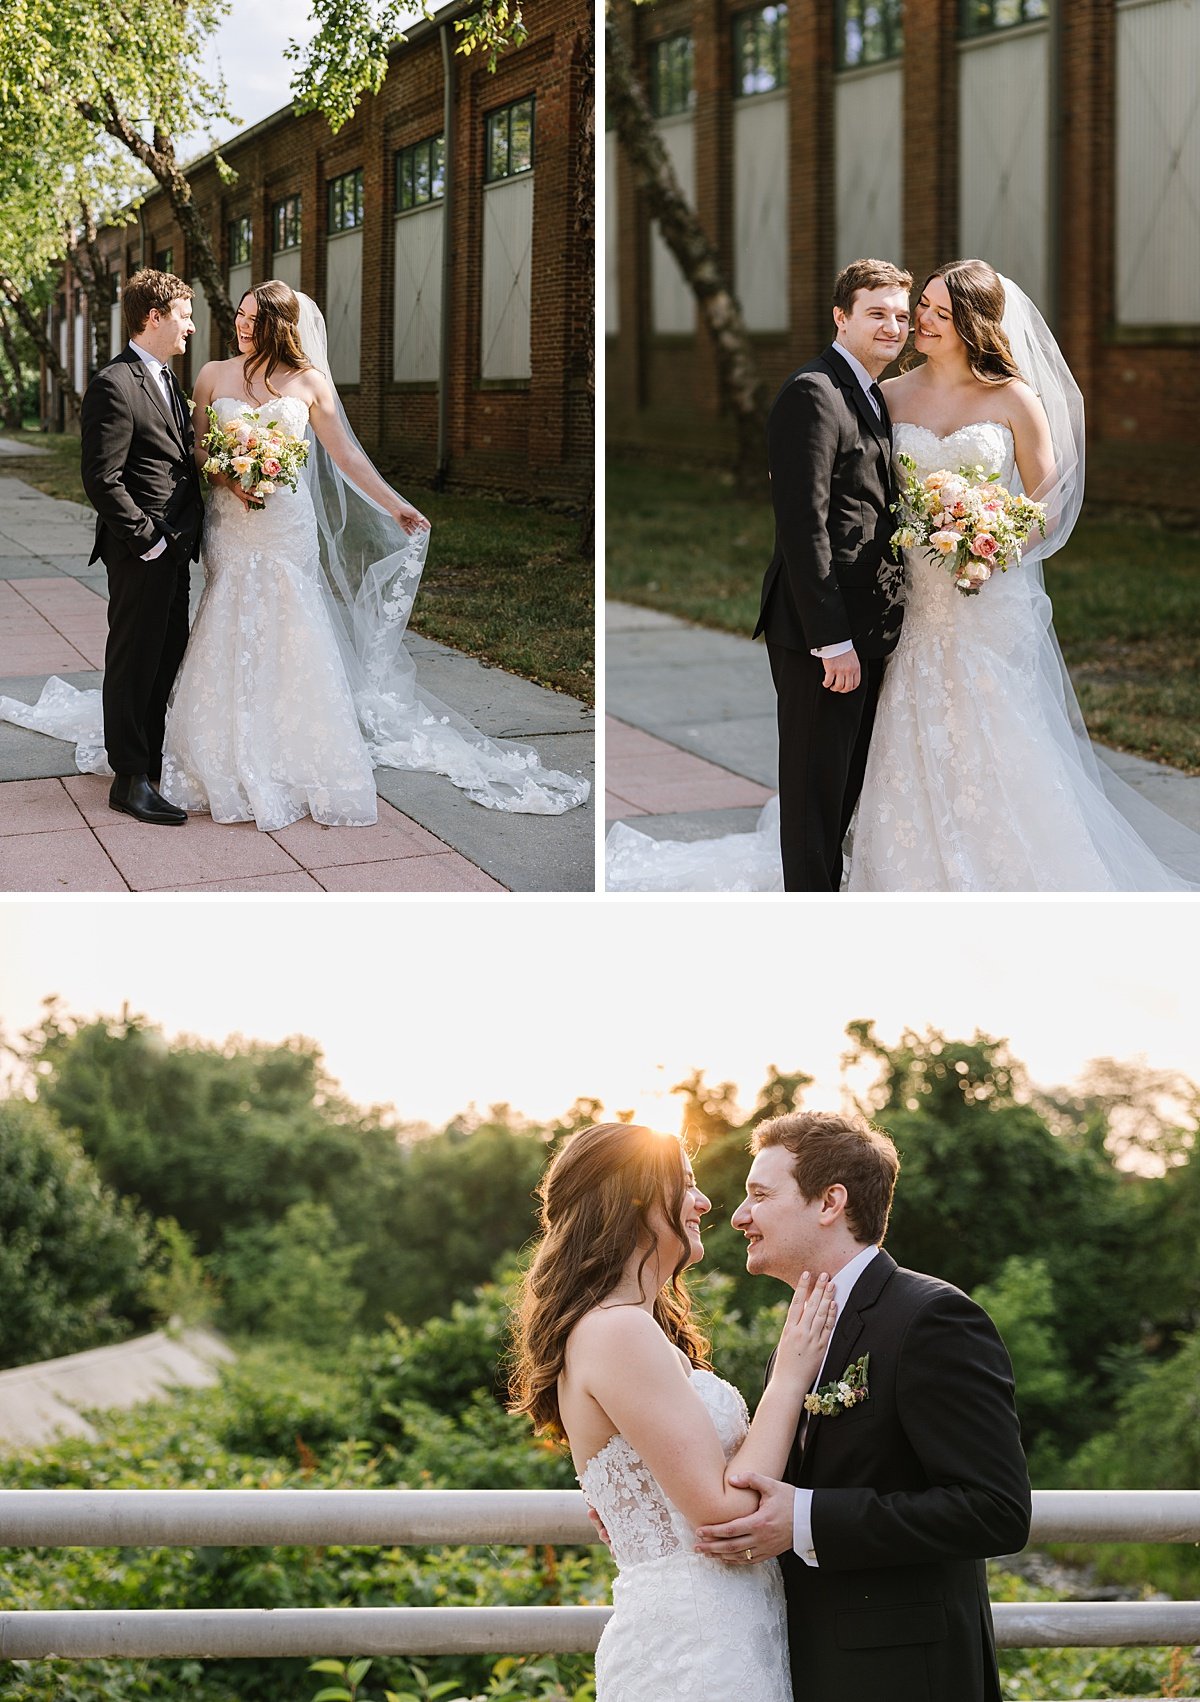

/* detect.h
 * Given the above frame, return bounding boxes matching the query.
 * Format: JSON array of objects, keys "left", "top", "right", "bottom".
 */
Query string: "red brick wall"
[
  {"left": 49, "top": 0, "right": 592, "bottom": 504},
  {"left": 606, "top": 0, "right": 1200, "bottom": 517}
]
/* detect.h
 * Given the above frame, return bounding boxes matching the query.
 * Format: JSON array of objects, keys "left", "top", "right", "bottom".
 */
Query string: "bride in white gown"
[
  {"left": 509, "top": 1121, "right": 837, "bottom": 1702},
  {"left": 606, "top": 263, "right": 1200, "bottom": 892},
  {"left": 1, "top": 281, "right": 588, "bottom": 829}
]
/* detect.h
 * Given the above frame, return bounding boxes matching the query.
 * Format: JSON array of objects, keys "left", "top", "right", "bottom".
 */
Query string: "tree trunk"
[
  {"left": 78, "top": 95, "right": 237, "bottom": 348},
  {"left": 605, "top": 0, "right": 767, "bottom": 495},
  {"left": 0, "top": 303, "right": 26, "bottom": 428},
  {"left": 575, "top": 18, "right": 595, "bottom": 558},
  {"left": 0, "top": 276, "right": 80, "bottom": 420},
  {"left": 68, "top": 201, "right": 117, "bottom": 372}
]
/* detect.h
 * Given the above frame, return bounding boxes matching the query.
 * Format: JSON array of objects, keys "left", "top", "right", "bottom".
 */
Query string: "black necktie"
[
  {"left": 870, "top": 382, "right": 890, "bottom": 430},
  {"left": 162, "top": 367, "right": 187, "bottom": 439}
]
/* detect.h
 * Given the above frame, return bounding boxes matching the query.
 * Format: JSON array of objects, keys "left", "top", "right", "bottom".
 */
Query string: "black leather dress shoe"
[{"left": 109, "top": 773, "right": 188, "bottom": 826}]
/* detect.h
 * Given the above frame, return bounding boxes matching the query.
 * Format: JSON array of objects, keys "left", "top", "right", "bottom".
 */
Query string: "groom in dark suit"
[
  {"left": 756, "top": 260, "right": 912, "bottom": 890},
  {"left": 81, "top": 268, "right": 203, "bottom": 825},
  {"left": 695, "top": 1111, "right": 1031, "bottom": 1702}
]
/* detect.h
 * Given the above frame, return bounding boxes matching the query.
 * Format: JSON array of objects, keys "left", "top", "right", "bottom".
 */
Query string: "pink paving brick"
[
  {"left": 0, "top": 636, "right": 93, "bottom": 674},
  {"left": 316, "top": 853, "right": 504, "bottom": 891},
  {"left": 173, "top": 871, "right": 325, "bottom": 892},
  {"left": 607, "top": 745, "right": 772, "bottom": 814},
  {"left": 269, "top": 798, "right": 447, "bottom": 867},
  {"left": 0, "top": 826, "right": 126, "bottom": 891},
  {"left": 605, "top": 789, "right": 647, "bottom": 820},
  {"left": 94, "top": 813, "right": 302, "bottom": 890},
  {"left": 61, "top": 773, "right": 124, "bottom": 825},
  {"left": 605, "top": 716, "right": 673, "bottom": 758},
  {"left": 0, "top": 778, "right": 89, "bottom": 836}
]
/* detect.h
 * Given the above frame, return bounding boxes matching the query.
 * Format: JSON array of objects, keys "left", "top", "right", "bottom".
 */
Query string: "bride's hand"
[
  {"left": 775, "top": 1272, "right": 836, "bottom": 1388},
  {"left": 388, "top": 495, "right": 431, "bottom": 535},
  {"left": 213, "top": 472, "right": 261, "bottom": 511}
]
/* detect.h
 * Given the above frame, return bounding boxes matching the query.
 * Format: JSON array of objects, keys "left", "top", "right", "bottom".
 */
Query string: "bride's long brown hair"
[
  {"left": 241, "top": 279, "right": 312, "bottom": 398},
  {"left": 902, "top": 257, "right": 1024, "bottom": 386},
  {"left": 508, "top": 1123, "right": 711, "bottom": 1441}
]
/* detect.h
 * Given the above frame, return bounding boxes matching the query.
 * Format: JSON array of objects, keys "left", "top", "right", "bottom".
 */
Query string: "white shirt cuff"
[
  {"left": 792, "top": 1487, "right": 818, "bottom": 1566},
  {"left": 140, "top": 535, "right": 168, "bottom": 561},
  {"left": 810, "top": 640, "right": 855, "bottom": 659}
]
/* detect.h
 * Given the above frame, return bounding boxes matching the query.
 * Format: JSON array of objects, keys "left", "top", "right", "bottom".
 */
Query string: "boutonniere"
[{"left": 804, "top": 1352, "right": 869, "bottom": 1417}]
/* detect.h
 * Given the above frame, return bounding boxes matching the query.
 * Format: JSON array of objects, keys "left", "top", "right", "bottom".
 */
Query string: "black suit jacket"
[
  {"left": 756, "top": 346, "right": 903, "bottom": 659},
  {"left": 81, "top": 346, "right": 203, "bottom": 572},
  {"left": 775, "top": 1251, "right": 1031, "bottom": 1702}
]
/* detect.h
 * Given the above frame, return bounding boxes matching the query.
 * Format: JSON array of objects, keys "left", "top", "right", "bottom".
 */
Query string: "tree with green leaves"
[{"left": 0, "top": 1097, "right": 150, "bottom": 1369}]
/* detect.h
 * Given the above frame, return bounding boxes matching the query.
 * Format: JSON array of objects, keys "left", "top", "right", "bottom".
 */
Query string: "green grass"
[
  {"left": 0, "top": 431, "right": 593, "bottom": 704},
  {"left": 606, "top": 457, "right": 1200, "bottom": 772}
]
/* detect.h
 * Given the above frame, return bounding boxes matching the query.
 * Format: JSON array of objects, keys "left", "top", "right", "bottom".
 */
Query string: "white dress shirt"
[
  {"left": 790, "top": 1240, "right": 881, "bottom": 1565},
  {"left": 811, "top": 343, "right": 885, "bottom": 662},
  {"left": 128, "top": 339, "right": 179, "bottom": 561}
]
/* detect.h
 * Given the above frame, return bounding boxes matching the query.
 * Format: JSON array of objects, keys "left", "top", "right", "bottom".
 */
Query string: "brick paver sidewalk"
[{"left": 0, "top": 468, "right": 594, "bottom": 892}]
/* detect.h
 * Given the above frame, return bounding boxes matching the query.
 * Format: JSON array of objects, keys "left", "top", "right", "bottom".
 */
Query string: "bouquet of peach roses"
[
  {"left": 201, "top": 405, "right": 309, "bottom": 509},
  {"left": 891, "top": 453, "right": 1046, "bottom": 595}
]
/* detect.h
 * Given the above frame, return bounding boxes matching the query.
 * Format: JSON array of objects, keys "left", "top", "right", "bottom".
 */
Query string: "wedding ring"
[{"left": 744, "top": 1549, "right": 754, "bottom": 1563}]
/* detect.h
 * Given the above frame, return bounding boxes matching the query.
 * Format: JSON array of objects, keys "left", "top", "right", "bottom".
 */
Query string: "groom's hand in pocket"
[{"left": 694, "top": 1472, "right": 796, "bottom": 1563}]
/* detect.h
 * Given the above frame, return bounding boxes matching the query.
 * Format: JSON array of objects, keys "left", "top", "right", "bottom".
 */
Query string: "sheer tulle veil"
[
  {"left": 0, "top": 287, "right": 589, "bottom": 817},
  {"left": 605, "top": 271, "right": 1200, "bottom": 891},
  {"left": 291, "top": 292, "right": 587, "bottom": 814}
]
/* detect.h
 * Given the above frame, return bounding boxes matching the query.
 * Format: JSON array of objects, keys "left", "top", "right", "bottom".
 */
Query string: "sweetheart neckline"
[
  {"left": 893, "top": 419, "right": 1013, "bottom": 445},
  {"left": 211, "top": 394, "right": 310, "bottom": 412}
]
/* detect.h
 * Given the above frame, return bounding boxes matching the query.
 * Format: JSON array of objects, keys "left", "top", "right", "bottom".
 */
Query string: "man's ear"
[{"left": 820, "top": 1182, "right": 848, "bottom": 1224}]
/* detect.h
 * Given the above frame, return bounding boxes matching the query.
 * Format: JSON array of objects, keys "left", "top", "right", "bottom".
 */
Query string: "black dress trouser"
[
  {"left": 767, "top": 642, "right": 885, "bottom": 892},
  {"left": 102, "top": 547, "right": 192, "bottom": 778}
]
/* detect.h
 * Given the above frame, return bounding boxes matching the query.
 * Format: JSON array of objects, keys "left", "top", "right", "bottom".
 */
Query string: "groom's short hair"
[
  {"left": 833, "top": 259, "right": 912, "bottom": 317},
  {"left": 752, "top": 1111, "right": 900, "bottom": 1245},
  {"left": 123, "top": 269, "right": 193, "bottom": 338}
]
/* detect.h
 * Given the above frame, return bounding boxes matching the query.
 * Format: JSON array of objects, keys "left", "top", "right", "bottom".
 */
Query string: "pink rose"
[
  {"left": 970, "top": 533, "right": 998, "bottom": 559},
  {"left": 263, "top": 458, "right": 282, "bottom": 477}
]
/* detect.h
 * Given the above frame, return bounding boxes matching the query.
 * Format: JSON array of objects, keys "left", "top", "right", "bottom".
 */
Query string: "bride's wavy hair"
[
  {"left": 508, "top": 1123, "right": 710, "bottom": 1441},
  {"left": 241, "top": 280, "right": 312, "bottom": 397},
  {"left": 902, "top": 258, "right": 1024, "bottom": 386}
]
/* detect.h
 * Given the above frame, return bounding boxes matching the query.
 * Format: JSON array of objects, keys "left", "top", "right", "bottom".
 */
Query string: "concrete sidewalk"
[
  {"left": 0, "top": 469, "right": 594, "bottom": 892},
  {"left": 606, "top": 599, "right": 1200, "bottom": 846}
]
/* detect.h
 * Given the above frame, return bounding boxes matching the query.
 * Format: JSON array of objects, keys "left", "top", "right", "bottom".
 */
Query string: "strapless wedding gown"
[
  {"left": 579, "top": 1369, "right": 793, "bottom": 1702},
  {"left": 161, "top": 396, "right": 378, "bottom": 829},
  {"left": 606, "top": 419, "right": 1199, "bottom": 891}
]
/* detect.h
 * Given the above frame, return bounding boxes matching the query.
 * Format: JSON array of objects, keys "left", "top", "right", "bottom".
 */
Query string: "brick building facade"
[
  {"left": 46, "top": 0, "right": 593, "bottom": 503},
  {"left": 607, "top": 0, "right": 1200, "bottom": 516}
]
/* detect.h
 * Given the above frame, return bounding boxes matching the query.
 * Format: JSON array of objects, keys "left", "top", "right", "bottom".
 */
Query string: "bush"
[
  {"left": 214, "top": 1201, "right": 364, "bottom": 1347},
  {"left": 0, "top": 1097, "right": 150, "bottom": 1368}
]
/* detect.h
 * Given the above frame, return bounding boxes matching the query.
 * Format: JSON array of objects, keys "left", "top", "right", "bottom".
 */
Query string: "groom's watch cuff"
[
  {"left": 792, "top": 1488, "right": 818, "bottom": 1567},
  {"left": 811, "top": 640, "right": 855, "bottom": 660}
]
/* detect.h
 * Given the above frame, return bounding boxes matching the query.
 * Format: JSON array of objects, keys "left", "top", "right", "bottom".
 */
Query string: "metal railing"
[{"left": 0, "top": 1488, "right": 1197, "bottom": 1665}]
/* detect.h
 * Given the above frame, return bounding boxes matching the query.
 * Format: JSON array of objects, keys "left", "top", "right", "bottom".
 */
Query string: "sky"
[
  {"left": 181, "top": 0, "right": 419, "bottom": 162},
  {"left": 1, "top": 899, "right": 1196, "bottom": 1133}
]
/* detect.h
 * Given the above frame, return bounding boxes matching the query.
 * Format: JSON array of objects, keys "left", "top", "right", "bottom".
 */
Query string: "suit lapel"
[
  {"left": 127, "top": 346, "right": 183, "bottom": 447},
  {"left": 822, "top": 345, "right": 890, "bottom": 448},
  {"left": 798, "top": 1249, "right": 896, "bottom": 1477}
]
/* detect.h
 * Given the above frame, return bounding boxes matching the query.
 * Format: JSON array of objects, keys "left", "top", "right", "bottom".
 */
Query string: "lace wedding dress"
[
  {"left": 160, "top": 396, "right": 378, "bottom": 829},
  {"left": 579, "top": 1369, "right": 793, "bottom": 1702},
  {"left": 848, "top": 420, "right": 1194, "bottom": 890}
]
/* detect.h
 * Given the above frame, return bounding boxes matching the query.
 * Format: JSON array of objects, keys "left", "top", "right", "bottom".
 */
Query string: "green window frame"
[
  {"left": 272, "top": 195, "right": 301, "bottom": 252},
  {"left": 733, "top": 5, "right": 789, "bottom": 97},
  {"left": 396, "top": 135, "right": 447, "bottom": 211},
  {"left": 227, "top": 218, "right": 251, "bottom": 267},
  {"left": 837, "top": 0, "right": 904, "bottom": 69},
  {"left": 328, "top": 168, "right": 365, "bottom": 234},
  {"left": 484, "top": 98, "right": 535, "bottom": 183},
  {"left": 960, "top": 0, "right": 1047, "bottom": 35},
  {"left": 648, "top": 33, "right": 695, "bottom": 117}
]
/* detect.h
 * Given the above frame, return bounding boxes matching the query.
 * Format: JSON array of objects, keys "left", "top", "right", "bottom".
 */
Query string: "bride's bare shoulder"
[{"left": 999, "top": 376, "right": 1045, "bottom": 422}]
